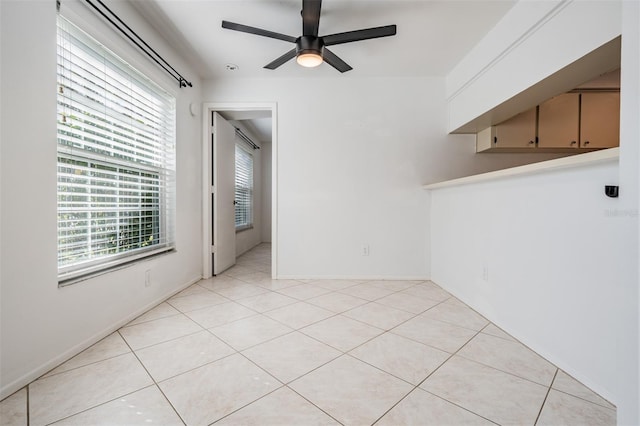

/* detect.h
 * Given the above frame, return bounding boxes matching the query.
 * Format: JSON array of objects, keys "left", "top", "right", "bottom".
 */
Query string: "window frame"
[
  {"left": 234, "top": 142, "right": 254, "bottom": 232},
  {"left": 56, "top": 15, "right": 177, "bottom": 285}
]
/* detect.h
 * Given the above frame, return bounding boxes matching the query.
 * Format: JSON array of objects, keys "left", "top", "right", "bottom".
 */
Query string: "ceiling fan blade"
[
  {"left": 222, "top": 21, "right": 296, "bottom": 43},
  {"left": 322, "top": 48, "right": 352, "bottom": 73},
  {"left": 302, "top": 0, "right": 322, "bottom": 36},
  {"left": 323, "top": 25, "right": 397, "bottom": 46},
  {"left": 264, "top": 48, "right": 297, "bottom": 70}
]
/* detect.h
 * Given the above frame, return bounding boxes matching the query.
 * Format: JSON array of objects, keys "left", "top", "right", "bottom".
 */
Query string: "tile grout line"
[
  {"left": 117, "top": 329, "right": 188, "bottom": 426},
  {"left": 417, "top": 327, "right": 559, "bottom": 424},
  {"left": 40, "top": 384, "right": 162, "bottom": 426},
  {"left": 534, "top": 368, "right": 559, "bottom": 425},
  {"left": 124, "top": 311, "right": 183, "bottom": 328},
  {"left": 298, "top": 319, "right": 386, "bottom": 354},
  {"left": 205, "top": 386, "right": 286, "bottom": 426},
  {"left": 284, "top": 385, "right": 346, "bottom": 426},
  {"left": 124, "top": 322, "right": 206, "bottom": 352},
  {"left": 286, "top": 291, "right": 456, "bottom": 356},
  {"left": 233, "top": 294, "right": 301, "bottom": 314},
  {"left": 195, "top": 350, "right": 323, "bottom": 424},
  {"left": 406, "top": 326, "right": 496, "bottom": 423},
  {"left": 341, "top": 352, "right": 420, "bottom": 389},
  {"left": 420, "top": 326, "right": 486, "bottom": 378},
  {"left": 551, "top": 388, "right": 617, "bottom": 411},
  {"left": 369, "top": 386, "right": 415, "bottom": 426},
  {"left": 36, "top": 331, "right": 137, "bottom": 379},
  {"left": 421, "top": 389, "right": 501, "bottom": 426},
  {"left": 363, "top": 328, "right": 498, "bottom": 426},
  {"left": 455, "top": 324, "right": 561, "bottom": 388},
  {"left": 259, "top": 303, "right": 342, "bottom": 331},
  {"left": 132, "top": 285, "right": 237, "bottom": 328},
  {"left": 238, "top": 341, "right": 343, "bottom": 388},
  {"left": 38, "top": 350, "right": 132, "bottom": 380},
  {"left": 417, "top": 323, "right": 551, "bottom": 406},
  {"left": 454, "top": 352, "right": 555, "bottom": 389},
  {"left": 210, "top": 326, "right": 296, "bottom": 353},
  {"left": 371, "top": 321, "right": 499, "bottom": 424},
  {"left": 137, "top": 344, "right": 239, "bottom": 384}
]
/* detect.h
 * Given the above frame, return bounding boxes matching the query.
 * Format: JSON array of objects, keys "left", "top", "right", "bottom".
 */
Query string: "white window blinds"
[
  {"left": 56, "top": 16, "right": 176, "bottom": 282},
  {"left": 235, "top": 144, "right": 254, "bottom": 230}
]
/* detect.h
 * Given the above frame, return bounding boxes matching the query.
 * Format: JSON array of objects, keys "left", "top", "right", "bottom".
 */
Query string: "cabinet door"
[
  {"left": 494, "top": 107, "right": 537, "bottom": 148},
  {"left": 538, "top": 93, "right": 580, "bottom": 148},
  {"left": 580, "top": 92, "right": 620, "bottom": 148}
]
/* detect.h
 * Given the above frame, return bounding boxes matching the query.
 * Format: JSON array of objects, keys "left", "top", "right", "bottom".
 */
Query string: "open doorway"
[{"left": 202, "top": 103, "right": 277, "bottom": 280}]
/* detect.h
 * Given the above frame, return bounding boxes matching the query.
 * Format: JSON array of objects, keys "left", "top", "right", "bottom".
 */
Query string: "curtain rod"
[
  {"left": 235, "top": 128, "right": 260, "bottom": 150},
  {"left": 76, "top": 0, "right": 193, "bottom": 88}
]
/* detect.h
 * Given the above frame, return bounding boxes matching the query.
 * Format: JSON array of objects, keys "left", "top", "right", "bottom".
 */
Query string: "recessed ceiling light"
[{"left": 225, "top": 63, "right": 239, "bottom": 71}]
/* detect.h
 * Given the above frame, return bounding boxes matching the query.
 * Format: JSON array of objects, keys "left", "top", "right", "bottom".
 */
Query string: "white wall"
[
  {"left": 620, "top": 2, "right": 640, "bottom": 424},
  {"left": 261, "top": 140, "right": 273, "bottom": 243},
  {"left": 434, "top": 0, "right": 639, "bottom": 423},
  {"left": 0, "top": 0, "right": 202, "bottom": 399},
  {"left": 203, "top": 77, "right": 575, "bottom": 279},
  {"left": 447, "top": 0, "right": 622, "bottom": 132},
  {"left": 430, "top": 159, "right": 638, "bottom": 423}
]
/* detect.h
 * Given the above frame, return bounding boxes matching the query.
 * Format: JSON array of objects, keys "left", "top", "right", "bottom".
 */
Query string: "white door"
[{"left": 212, "top": 112, "right": 236, "bottom": 275}]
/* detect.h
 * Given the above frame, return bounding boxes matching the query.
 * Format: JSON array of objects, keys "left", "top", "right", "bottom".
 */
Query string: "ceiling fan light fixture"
[
  {"left": 221, "top": 1, "right": 397, "bottom": 73},
  {"left": 296, "top": 52, "right": 323, "bottom": 67},
  {"left": 295, "top": 35, "right": 324, "bottom": 68}
]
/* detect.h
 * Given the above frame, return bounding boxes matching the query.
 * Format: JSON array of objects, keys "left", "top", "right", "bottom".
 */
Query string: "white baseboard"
[
  {"left": 0, "top": 275, "right": 202, "bottom": 401},
  {"left": 277, "top": 275, "right": 431, "bottom": 281}
]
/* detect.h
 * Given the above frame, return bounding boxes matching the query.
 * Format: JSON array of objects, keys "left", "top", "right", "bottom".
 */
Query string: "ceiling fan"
[{"left": 221, "top": 0, "right": 397, "bottom": 73}]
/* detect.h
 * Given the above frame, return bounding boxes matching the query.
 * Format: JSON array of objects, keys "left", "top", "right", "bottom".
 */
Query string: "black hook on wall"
[{"left": 605, "top": 185, "right": 619, "bottom": 198}]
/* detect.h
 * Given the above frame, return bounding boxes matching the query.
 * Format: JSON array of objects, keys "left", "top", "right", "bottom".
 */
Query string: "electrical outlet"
[
  {"left": 482, "top": 265, "right": 489, "bottom": 282},
  {"left": 145, "top": 270, "right": 151, "bottom": 287},
  {"left": 362, "top": 245, "right": 370, "bottom": 256}
]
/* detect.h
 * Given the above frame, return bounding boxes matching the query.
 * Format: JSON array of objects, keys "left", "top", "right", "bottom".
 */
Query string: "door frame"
[{"left": 202, "top": 102, "right": 278, "bottom": 279}]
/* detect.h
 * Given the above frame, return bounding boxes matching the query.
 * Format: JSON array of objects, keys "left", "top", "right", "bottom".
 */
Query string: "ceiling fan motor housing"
[
  {"left": 296, "top": 35, "right": 324, "bottom": 57},
  {"left": 221, "top": 0, "right": 396, "bottom": 72}
]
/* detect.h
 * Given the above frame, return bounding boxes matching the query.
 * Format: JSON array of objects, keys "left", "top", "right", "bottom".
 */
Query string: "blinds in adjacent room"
[
  {"left": 235, "top": 144, "right": 254, "bottom": 230},
  {"left": 56, "top": 16, "right": 176, "bottom": 282}
]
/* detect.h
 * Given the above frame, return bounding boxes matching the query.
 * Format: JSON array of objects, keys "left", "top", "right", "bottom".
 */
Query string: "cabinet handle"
[
  {"left": 570, "top": 141, "right": 577, "bottom": 146},
  {"left": 528, "top": 140, "right": 534, "bottom": 145},
  {"left": 584, "top": 141, "right": 590, "bottom": 146}
]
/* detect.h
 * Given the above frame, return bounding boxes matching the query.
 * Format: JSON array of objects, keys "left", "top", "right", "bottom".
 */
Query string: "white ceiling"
[
  {"left": 131, "top": 0, "right": 516, "bottom": 142},
  {"left": 132, "top": 0, "right": 516, "bottom": 79},
  {"left": 221, "top": 110, "right": 273, "bottom": 143}
]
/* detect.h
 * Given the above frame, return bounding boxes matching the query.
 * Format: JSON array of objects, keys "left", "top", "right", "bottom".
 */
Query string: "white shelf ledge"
[{"left": 423, "top": 148, "right": 619, "bottom": 190}]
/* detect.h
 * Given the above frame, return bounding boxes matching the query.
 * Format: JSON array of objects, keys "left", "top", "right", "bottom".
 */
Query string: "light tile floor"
[{"left": 1, "top": 244, "right": 616, "bottom": 425}]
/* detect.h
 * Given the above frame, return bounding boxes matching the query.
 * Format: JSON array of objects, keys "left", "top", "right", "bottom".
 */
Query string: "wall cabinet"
[
  {"left": 538, "top": 93, "right": 580, "bottom": 148},
  {"left": 476, "top": 108, "right": 537, "bottom": 151},
  {"left": 477, "top": 91, "right": 619, "bottom": 153},
  {"left": 580, "top": 92, "right": 620, "bottom": 148}
]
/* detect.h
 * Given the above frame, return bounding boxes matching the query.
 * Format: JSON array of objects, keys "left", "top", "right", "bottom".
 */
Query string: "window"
[
  {"left": 57, "top": 16, "right": 176, "bottom": 283},
  {"left": 235, "top": 144, "right": 254, "bottom": 231}
]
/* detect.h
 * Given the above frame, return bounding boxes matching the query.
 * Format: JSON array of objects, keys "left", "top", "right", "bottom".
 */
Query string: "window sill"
[
  {"left": 235, "top": 225, "right": 254, "bottom": 234},
  {"left": 58, "top": 247, "right": 176, "bottom": 287}
]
